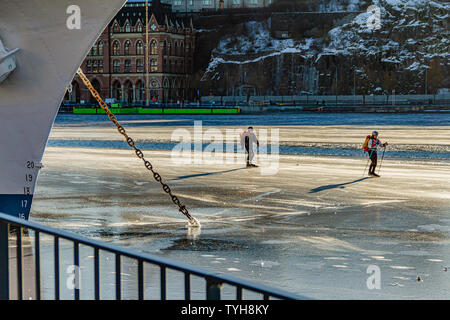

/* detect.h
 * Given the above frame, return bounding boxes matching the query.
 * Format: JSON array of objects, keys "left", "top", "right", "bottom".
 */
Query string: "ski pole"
[
  {"left": 378, "top": 146, "right": 386, "bottom": 175},
  {"left": 363, "top": 152, "right": 370, "bottom": 177}
]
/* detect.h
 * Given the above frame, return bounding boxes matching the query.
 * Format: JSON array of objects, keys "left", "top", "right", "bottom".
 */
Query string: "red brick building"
[{"left": 67, "top": 0, "right": 196, "bottom": 104}]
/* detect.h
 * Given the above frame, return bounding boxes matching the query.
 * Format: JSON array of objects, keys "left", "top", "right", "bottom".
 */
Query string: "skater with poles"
[{"left": 361, "top": 130, "right": 388, "bottom": 177}]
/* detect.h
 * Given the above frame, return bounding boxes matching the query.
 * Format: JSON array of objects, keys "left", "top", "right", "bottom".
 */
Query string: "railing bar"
[
  {"left": 115, "top": 254, "right": 121, "bottom": 300},
  {"left": 94, "top": 248, "right": 100, "bottom": 300},
  {"left": 34, "top": 231, "right": 41, "bottom": 300},
  {"left": 54, "top": 236, "right": 59, "bottom": 300},
  {"left": 184, "top": 272, "right": 190, "bottom": 300},
  {"left": 16, "top": 227, "right": 23, "bottom": 300},
  {"left": 0, "top": 222, "right": 9, "bottom": 300},
  {"left": 1, "top": 216, "right": 295, "bottom": 292},
  {"left": 160, "top": 266, "right": 166, "bottom": 300},
  {"left": 138, "top": 260, "right": 144, "bottom": 300},
  {"left": 0, "top": 213, "right": 305, "bottom": 300},
  {"left": 74, "top": 241, "right": 80, "bottom": 300},
  {"left": 206, "top": 279, "right": 222, "bottom": 300},
  {"left": 236, "top": 286, "right": 243, "bottom": 300}
]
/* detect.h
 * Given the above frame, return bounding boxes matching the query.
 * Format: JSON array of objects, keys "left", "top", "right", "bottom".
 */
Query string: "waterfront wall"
[{"left": 201, "top": 94, "right": 450, "bottom": 105}]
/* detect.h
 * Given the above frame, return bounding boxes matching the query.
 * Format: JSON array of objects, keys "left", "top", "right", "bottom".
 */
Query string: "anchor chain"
[{"left": 76, "top": 68, "right": 199, "bottom": 227}]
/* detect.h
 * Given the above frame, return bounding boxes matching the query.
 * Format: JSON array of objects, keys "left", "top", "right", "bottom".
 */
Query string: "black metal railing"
[{"left": 0, "top": 212, "right": 306, "bottom": 300}]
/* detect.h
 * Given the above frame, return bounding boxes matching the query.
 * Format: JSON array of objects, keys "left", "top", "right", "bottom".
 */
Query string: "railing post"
[
  {"left": 0, "top": 221, "right": 9, "bottom": 300},
  {"left": 206, "top": 278, "right": 222, "bottom": 300}
]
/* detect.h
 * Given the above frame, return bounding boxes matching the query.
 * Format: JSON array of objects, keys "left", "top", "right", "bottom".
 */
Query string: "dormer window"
[{"left": 113, "top": 22, "right": 120, "bottom": 33}]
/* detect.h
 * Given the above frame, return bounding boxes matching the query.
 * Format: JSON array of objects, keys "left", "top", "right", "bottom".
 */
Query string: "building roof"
[{"left": 111, "top": 0, "right": 192, "bottom": 30}]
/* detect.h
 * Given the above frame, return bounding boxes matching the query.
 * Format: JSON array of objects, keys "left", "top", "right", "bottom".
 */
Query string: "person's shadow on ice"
[{"left": 309, "top": 177, "right": 370, "bottom": 194}]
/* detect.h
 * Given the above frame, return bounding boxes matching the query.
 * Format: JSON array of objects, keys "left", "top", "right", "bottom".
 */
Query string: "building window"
[
  {"left": 150, "top": 80, "right": 159, "bottom": 99},
  {"left": 93, "top": 60, "right": 98, "bottom": 73},
  {"left": 113, "top": 60, "right": 120, "bottom": 73},
  {"left": 174, "top": 0, "right": 182, "bottom": 5},
  {"left": 250, "top": 0, "right": 258, "bottom": 4},
  {"left": 137, "top": 59, "right": 144, "bottom": 72},
  {"left": 125, "top": 23, "right": 131, "bottom": 32},
  {"left": 163, "top": 41, "right": 167, "bottom": 55},
  {"left": 113, "top": 23, "right": 120, "bottom": 33},
  {"left": 150, "top": 59, "right": 158, "bottom": 72},
  {"left": 203, "top": 0, "right": 212, "bottom": 5},
  {"left": 98, "top": 60, "right": 104, "bottom": 73},
  {"left": 163, "top": 59, "right": 167, "bottom": 72},
  {"left": 137, "top": 23, "right": 143, "bottom": 32},
  {"left": 232, "top": 0, "right": 240, "bottom": 5},
  {"left": 112, "top": 41, "right": 120, "bottom": 56},
  {"left": 174, "top": 41, "right": 178, "bottom": 56},
  {"left": 98, "top": 41, "right": 104, "bottom": 56},
  {"left": 86, "top": 60, "right": 92, "bottom": 72},
  {"left": 124, "top": 40, "right": 131, "bottom": 55},
  {"left": 150, "top": 40, "right": 157, "bottom": 55},
  {"left": 124, "top": 59, "right": 131, "bottom": 72},
  {"left": 136, "top": 41, "right": 144, "bottom": 55},
  {"left": 189, "top": 0, "right": 194, "bottom": 5}
]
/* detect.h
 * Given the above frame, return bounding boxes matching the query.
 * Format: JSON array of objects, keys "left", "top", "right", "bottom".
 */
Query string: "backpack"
[{"left": 361, "top": 135, "right": 371, "bottom": 151}]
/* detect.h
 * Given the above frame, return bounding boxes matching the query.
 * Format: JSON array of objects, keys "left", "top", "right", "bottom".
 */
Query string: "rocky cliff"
[{"left": 192, "top": 0, "right": 449, "bottom": 96}]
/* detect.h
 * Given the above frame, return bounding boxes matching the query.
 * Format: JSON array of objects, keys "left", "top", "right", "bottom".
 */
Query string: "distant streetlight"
[{"left": 353, "top": 67, "right": 356, "bottom": 104}]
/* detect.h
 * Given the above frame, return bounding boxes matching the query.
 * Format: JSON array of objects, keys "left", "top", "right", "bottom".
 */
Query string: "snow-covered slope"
[
  {"left": 199, "top": 0, "right": 449, "bottom": 95},
  {"left": 324, "top": 0, "right": 449, "bottom": 68}
]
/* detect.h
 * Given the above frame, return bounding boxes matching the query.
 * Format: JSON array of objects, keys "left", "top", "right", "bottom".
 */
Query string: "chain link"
[{"left": 76, "top": 69, "right": 199, "bottom": 225}]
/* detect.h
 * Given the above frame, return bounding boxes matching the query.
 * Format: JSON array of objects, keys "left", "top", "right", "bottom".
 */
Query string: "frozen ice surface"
[{"left": 29, "top": 114, "right": 450, "bottom": 299}]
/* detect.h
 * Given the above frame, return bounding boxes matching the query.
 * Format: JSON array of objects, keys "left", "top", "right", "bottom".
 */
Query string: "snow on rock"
[
  {"left": 202, "top": 19, "right": 315, "bottom": 80},
  {"left": 322, "top": 0, "right": 449, "bottom": 68},
  {"left": 213, "top": 20, "right": 313, "bottom": 56},
  {"left": 200, "top": 0, "right": 449, "bottom": 92}
]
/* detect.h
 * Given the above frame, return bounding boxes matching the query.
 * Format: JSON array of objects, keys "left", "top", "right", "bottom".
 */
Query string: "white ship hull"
[{"left": 0, "top": 0, "right": 126, "bottom": 219}]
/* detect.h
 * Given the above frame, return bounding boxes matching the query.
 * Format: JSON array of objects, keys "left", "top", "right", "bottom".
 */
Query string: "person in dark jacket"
[{"left": 240, "top": 126, "right": 259, "bottom": 167}]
